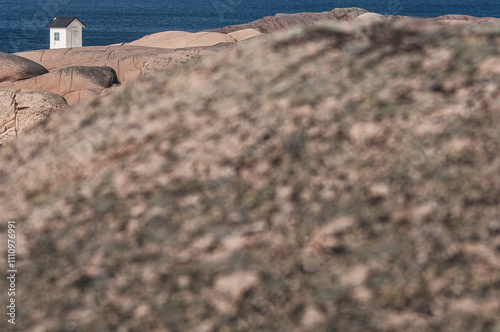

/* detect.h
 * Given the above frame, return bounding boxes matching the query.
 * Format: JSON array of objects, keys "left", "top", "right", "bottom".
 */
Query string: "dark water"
[{"left": 0, "top": 0, "right": 499, "bottom": 53}]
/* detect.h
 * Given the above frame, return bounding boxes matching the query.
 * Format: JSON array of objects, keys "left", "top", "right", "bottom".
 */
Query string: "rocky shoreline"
[
  {"left": 1, "top": 8, "right": 500, "bottom": 331},
  {"left": 3, "top": 7, "right": 500, "bottom": 145},
  {"left": 1, "top": 9, "right": 500, "bottom": 108}
]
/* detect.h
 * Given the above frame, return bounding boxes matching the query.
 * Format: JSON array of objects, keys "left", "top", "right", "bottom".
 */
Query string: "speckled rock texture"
[
  {"left": 0, "top": 20, "right": 500, "bottom": 331},
  {"left": 0, "top": 89, "right": 68, "bottom": 146}
]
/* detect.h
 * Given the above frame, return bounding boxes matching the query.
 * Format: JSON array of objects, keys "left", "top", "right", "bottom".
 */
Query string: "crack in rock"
[{"left": 13, "top": 89, "right": 20, "bottom": 138}]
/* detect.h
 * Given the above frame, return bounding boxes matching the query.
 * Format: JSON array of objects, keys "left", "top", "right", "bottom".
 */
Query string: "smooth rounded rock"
[
  {"left": 355, "top": 13, "right": 387, "bottom": 22},
  {"left": 0, "top": 52, "right": 48, "bottom": 83},
  {"left": 0, "top": 66, "right": 119, "bottom": 106}
]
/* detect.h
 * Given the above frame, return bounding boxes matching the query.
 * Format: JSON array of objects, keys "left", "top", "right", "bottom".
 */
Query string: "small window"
[{"left": 54, "top": 32, "right": 60, "bottom": 41}]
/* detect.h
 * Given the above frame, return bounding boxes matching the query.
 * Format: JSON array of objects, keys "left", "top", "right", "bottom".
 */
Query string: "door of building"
[{"left": 71, "top": 28, "right": 79, "bottom": 47}]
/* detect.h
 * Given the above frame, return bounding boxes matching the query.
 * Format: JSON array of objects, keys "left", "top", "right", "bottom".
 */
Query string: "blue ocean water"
[{"left": 0, "top": 0, "right": 499, "bottom": 53}]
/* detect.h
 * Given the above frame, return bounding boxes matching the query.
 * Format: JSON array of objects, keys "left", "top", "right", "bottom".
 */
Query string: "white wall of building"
[{"left": 49, "top": 28, "right": 67, "bottom": 49}]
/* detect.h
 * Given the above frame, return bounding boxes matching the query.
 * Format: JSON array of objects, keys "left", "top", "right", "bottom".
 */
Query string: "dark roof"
[{"left": 46, "top": 17, "right": 86, "bottom": 28}]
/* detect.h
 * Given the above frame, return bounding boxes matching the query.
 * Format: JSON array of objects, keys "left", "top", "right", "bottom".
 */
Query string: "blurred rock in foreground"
[{"left": 1, "top": 20, "right": 500, "bottom": 331}]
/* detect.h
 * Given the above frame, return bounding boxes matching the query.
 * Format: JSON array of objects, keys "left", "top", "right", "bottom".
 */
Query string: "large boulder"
[
  {"left": 15, "top": 44, "right": 234, "bottom": 83},
  {"left": 1, "top": 21, "right": 500, "bottom": 331},
  {"left": 205, "top": 9, "right": 500, "bottom": 33},
  {"left": 326, "top": 7, "right": 369, "bottom": 21},
  {"left": 128, "top": 31, "right": 237, "bottom": 48},
  {"left": 431, "top": 15, "right": 500, "bottom": 25},
  {"left": 433, "top": 14, "right": 481, "bottom": 21},
  {"left": 141, "top": 43, "right": 235, "bottom": 77},
  {"left": 355, "top": 12, "right": 388, "bottom": 22},
  {"left": 228, "top": 29, "right": 263, "bottom": 42},
  {"left": 0, "top": 66, "right": 119, "bottom": 106},
  {"left": 0, "top": 52, "right": 48, "bottom": 83},
  {"left": 204, "top": 12, "right": 339, "bottom": 34},
  {"left": 0, "top": 89, "right": 67, "bottom": 146}
]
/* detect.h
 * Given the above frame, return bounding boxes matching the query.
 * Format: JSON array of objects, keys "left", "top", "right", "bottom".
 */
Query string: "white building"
[{"left": 46, "top": 17, "right": 86, "bottom": 49}]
